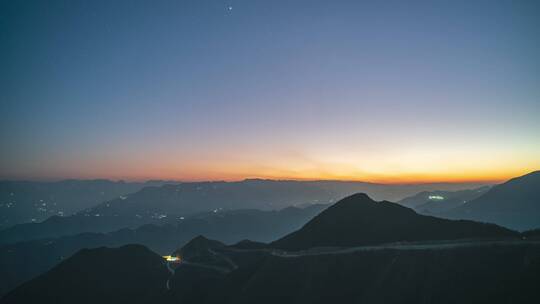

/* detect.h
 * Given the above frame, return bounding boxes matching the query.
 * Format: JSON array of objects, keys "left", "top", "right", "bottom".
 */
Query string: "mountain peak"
[
  {"left": 174, "top": 235, "right": 225, "bottom": 260},
  {"left": 271, "top": 193, "right": 516, "bottom": 250},
  {"left": 337, "top": 192, "right": 374, "bottom": 204},
  {"left": 323, "top": 192, "right": 386, "bottom": 213},
  {"left": 319, "top": 192, "right": 416, "bottom": 220},
  {"left": 191, "top": 235, "right": 211, "bottom": 242}
]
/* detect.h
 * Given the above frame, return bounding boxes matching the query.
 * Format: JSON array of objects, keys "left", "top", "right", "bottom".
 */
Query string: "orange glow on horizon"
[
  {"left": 29, "top": 166, "right": 536, "bottom": 185},
  {"left": 6, "top": 143, "right": 538, "bottom": 185}
]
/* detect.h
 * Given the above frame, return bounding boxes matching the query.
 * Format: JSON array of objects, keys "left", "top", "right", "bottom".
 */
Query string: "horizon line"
[{"left": 0, "top": 175, "right": 516, "bottom": 186}]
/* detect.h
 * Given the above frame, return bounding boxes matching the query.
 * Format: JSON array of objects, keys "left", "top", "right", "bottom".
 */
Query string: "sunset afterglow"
[{"left": 1, "top": 1, "right": 538, "bottom": 184}]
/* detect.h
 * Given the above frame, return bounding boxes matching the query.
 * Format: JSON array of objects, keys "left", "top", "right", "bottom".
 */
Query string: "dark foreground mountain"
[
  {"left": 5, "top": 239, "right": 539, "bottom": 304},
  {"left": 198, "top": 243, "right": 540, "bottom": 304},
  {"left": 398, "top": 186, "right": 490, "bottom": 213},
  {"left": 523, "top": 229, "right": 540, "bottom": 239},
  {"left": 172, "top": 236, "right": 237, "bottom": 273},
  {"left": 271, "top": 193, "right": 516, "bottom": 250},
  {"left": 0, "top": 245, "right": 171, "bottom": 304},
  {"left": 1, "top": 194, "right": 534, "bottom": 304},
  {"left": 0, "top": 204, "right": 326, "bottom": 297},
  {"left": 442, "top": 171, "right": 540, "bottom": 231}
]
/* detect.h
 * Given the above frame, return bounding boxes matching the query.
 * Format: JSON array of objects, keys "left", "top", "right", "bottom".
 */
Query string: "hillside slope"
[
  {"left": 272, "top": 193, "right": 516, "bottom": 250},
  {"left": 442, "top": 171, "right": 540, "bottom": 230},
  {"left": 1, "top": 245, "right": 171, "bottom": 304}
]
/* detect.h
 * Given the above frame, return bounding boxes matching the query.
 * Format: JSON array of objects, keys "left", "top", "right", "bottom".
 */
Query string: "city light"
[
  {"left": 428, "top": 195, "right": 445, "bottom": 200},
  {"left": 162, "top": 255, "right": 181, "bottom": 262}
]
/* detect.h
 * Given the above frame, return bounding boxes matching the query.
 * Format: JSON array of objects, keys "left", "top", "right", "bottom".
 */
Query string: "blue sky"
[{"left": 1, "top": 0, "right": 539, "bottom": 182}]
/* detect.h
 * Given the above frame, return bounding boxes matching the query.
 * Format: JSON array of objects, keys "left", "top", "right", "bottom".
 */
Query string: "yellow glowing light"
[{"left": 163, "top": 255, "right": 181, "bottom": 262}]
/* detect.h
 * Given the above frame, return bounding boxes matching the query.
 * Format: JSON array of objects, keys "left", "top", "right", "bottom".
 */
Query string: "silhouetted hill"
[
  {"left": 172, "top": 236, "right": 236, "bottom": 271},
  {"left": 0, "top": 245, "right": 171, "bottom": 304},
  {"left": 442, "top": 171, "right": 540, "bottom": 231},
  {"left": 523, "top": 229, "right": 540, "bottom": 239},
  {"left": 398, "top": 186, "right": 490, "bottom": 213},
  {"left": 201, "top": 243, "right": 540, "bottom": 304},
  {"left": 0, "top": 204, "right": 326, "bottom": 296},
  {"left": 230, "top": 239, "right": 267, "bottom": 250},
  {"left": 0, "top": 213, "right": 152, "bottom": 245},
  {"left": 0, "top": 180, "right": 170, "bottom": 229},
  {"left": 174, "top": 235, "right": 225, "bottom": 260},
  {"left": 272, "top": 193, "right": 516, "bottom": 250},
  {"left": 6, "top": 240, "right": 538, "bottom": 304}
]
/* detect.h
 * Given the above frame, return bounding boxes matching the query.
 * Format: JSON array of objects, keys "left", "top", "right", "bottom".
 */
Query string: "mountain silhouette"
[
  {"left": 442, "top": 170, "right": 540, "bottom": 230},
  {"left": 174, "top": 235, "right": 225, "bottom": 260},
  {"left": 203, "top": 243, "right": 540, "bottom": 304},
  {"left": 398, "top": 186, "right": 490, "bottom": 214},
  {"left": 0, "top": 179, "right": 487, "bottom": 245},
  {"left": 0, "top": 204, "right": 327, "bottom": 297},
  {"left": 1, "top": 244, "right": 171, "bottom": 304},
  {"left": 0, "top": 180, "right": 169, "bottom": 230},
  {"left": 271, "top": 193, "right": 516, "bottom": 250}
]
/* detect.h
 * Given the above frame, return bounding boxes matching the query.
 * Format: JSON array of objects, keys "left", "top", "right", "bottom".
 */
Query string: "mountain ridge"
[
  {"left": 0, "top": 244, "right": 171, "bottom": 304},
  {"left": 442, "top": 170, "right": 540, "bottom": 230},
  {"left": 271, "top": 193, "right": 516, "bottom": 250}
]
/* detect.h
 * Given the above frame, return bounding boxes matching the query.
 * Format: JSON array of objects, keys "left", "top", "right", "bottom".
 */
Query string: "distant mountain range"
[
  {"left": 0, "top": 180, "right": 172, "bottom": 229},
  {"left": 2, "top": 171, "right": 536, "bottom": 243},
  {"left": 440, "top": 171, "right": 540, "bottom": 231},
  {"left": 0, "top": 212, "right": 154, "bottom": 245},
  {"left": 271, "top": 193, "right": 515, "bottom": 250},
  {"left": 397, "top": 186, "right": 490, "bottom": 213},
  {"left": 395, "top": 171, "right": 540, "bottom": 231},
  {"left": 85, "top": 179, "right": 488, "bottom": 218},
  {"left": 0, "top": 179, "right": 486, "bottom": 244}
]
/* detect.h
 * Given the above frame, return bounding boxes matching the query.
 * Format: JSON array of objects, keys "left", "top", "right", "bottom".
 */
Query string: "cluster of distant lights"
[
  {"left": 428, "top": 195, "right": 445, "bottom": 200},
  {"left": 2, "top": 193, "right": 65, "bottom": 222}
]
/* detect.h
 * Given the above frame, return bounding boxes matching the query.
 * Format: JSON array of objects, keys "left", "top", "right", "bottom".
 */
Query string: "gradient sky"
[{"left": 1, "top": 0, "right": 539, "bottom": 183}]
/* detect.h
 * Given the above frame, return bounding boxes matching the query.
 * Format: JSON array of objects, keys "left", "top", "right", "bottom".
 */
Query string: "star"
[{"left": 228, "top": 6, "right": 233, "bottom": 11}]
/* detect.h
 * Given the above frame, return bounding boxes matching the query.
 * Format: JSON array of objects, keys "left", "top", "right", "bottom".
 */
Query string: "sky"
[{"left": 1, "top": 0, "right": 539, "bottom": 183}]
